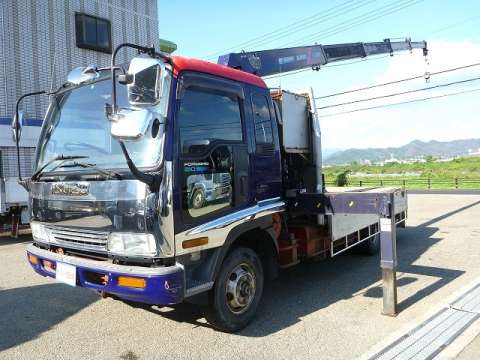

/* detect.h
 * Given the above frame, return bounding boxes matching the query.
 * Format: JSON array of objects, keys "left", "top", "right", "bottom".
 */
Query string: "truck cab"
[{"left": 26, "top": 54, "right": 285, "bottom": 331}]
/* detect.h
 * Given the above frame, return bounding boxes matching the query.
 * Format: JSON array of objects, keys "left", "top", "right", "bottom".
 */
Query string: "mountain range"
[{"left": 324, "top": 138, "right": 480, "bottom": 165}]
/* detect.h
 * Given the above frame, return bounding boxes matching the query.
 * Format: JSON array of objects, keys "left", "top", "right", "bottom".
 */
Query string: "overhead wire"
[
  {"left": 427, "top": 15, "right": 480, "bottom": 36},
  {"left": 317, "top": 76, "right": 480, "bottom": 110},
  {"left": 284, "top": 0, "right": 425, "bottom": 47},
  {"left": 203, "top": 0, "right": 373, "bottom": 59},
  {"left": 223, "top": 0, "right": 378, "bottom": 54},
  {"left": 317, "top": 87, "right": 480, "bottom": 117},
  {"left": 315, "top": 62, "right": 480, "bottom": 99},
  {"left": 205, "top": 0, "right": 424, "bottom": 60}
]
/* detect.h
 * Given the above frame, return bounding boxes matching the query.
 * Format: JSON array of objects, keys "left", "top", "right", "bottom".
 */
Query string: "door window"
[
  {"left": 178, "top": 86, "right": 244, "bottom": 221},
  {"left": 251, "top": 94, "right": 274, "bottom": 155},
  {"left": 179, "top": 88, "right": 243, "bottom": 155}
]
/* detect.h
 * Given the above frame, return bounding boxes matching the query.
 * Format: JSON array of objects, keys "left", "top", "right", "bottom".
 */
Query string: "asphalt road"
[{"left": 1, "top": 194, "right": 480, "bottom": 359}]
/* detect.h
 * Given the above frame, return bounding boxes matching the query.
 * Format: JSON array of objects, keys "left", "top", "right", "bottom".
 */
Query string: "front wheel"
[
  {"left": 206, "top": 247, "right": 264, "bottom": 332},
  {"left": 191, "top": 189, "right": 205, "bottom": 209}
]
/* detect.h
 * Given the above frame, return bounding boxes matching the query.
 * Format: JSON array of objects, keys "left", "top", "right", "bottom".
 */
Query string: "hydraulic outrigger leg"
[
  {"left": 291, "top": 189, "right": 402, "bottom": 316},
  {"left": 380, "top": 197, "right": 398, "bottom": 316}
]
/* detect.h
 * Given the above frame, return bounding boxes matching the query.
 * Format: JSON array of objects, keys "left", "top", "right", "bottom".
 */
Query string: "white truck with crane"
[{"left": 16, "top": 38, "right": 427, "bottom": 331}]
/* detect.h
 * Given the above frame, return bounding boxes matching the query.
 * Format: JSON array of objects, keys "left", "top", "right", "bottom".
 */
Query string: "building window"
[{"left": 75, "top": 13, "right": 112, "bottom": 53}]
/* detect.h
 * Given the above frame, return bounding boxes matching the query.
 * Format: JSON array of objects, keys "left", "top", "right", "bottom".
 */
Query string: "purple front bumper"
[{"left": 26, "top": 244, "right": 185, "bottom": 305}]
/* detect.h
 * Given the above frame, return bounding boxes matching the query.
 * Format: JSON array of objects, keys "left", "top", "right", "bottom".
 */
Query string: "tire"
[
  {"left": 190, "top": 189, "right": 205, "bottom": 209},
  {"left": 359, "top": 233, "right": 380, "bottom": 255},
  {"left": 206, "top": 247, "right": 264, "bottom": 332}
]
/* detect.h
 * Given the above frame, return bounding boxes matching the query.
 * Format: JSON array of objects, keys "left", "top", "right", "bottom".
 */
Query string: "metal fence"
[{"left": 325, "top": 178, "right": 480, "bottom": 189}]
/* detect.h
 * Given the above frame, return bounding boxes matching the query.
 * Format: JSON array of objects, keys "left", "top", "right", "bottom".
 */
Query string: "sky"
[{"left": 158, "top": 0, "right": 480, "bottom": 150}]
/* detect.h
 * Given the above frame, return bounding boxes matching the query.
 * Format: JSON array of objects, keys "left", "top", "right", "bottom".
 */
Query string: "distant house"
[
  {"left": 467, "top": 148, "right": 480, "bottom": 157},
  {"left": 384, "top": 156, "right": 400, "bottom": 164}
]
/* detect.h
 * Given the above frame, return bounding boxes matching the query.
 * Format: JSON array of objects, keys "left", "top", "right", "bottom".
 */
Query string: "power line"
[
  {"left": 317, "top": 87, "right": 480, "bottom": 117},
  {"left": 315, "top": 62, "right": 480, "bottom": 99},
  {"left": 228, "top": 0, "right": 377, "bottom": 54},
  {"left": 427, "top": 15, "right": 480, "bottom": 36},
  {"left": 202, "top": 0, "right": 369, "bottom": 59},
  {"left": 317, "top": 76, "right": 480, "bottom": 109},
  {"left": 284, "top": 0, "right": 424, "bottom": 47},
  {"left": 205, "top": 0, "right": 421, "bottom": 60},
  {"left": 292, "top": 0, "right": 425, "bottom": 46}
]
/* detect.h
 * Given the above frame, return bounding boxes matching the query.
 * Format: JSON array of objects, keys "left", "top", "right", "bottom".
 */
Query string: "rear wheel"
[
  {"left": 206, "top": 247, "right": 264, "bottom": 332},
  {"left": 359, "top": 233, "right": 380, "bottom": 255}
]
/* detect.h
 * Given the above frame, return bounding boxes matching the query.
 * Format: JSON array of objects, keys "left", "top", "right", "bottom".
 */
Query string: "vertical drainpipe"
[{"left": 307, "top": 87, "right": 325, "bottom": 225}]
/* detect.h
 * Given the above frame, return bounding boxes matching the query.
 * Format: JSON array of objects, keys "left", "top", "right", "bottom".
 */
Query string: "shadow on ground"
[
  {"left": 3, "top": 200, "right": 477, "bottom": 348},
  {"left": 0, "top": 283, "right": 98, "bottom": 351},
  {"left": 135, "top": 200, "right": 479, "bottom": 336},
  {"left": 0, "top": 234, "right": 31, "bottom": 247}
]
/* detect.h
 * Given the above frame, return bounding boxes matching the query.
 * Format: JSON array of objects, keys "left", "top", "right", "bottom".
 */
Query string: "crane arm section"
[{"left": 218, "top": 38, "right": 427, "bottom": 77}]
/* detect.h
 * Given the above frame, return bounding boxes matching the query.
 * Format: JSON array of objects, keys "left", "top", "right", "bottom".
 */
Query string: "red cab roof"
[{"left": 171, "top": 55, "right": 267, "bottom": 89}]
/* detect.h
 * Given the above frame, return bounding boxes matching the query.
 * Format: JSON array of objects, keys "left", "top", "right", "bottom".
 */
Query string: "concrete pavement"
[
  {"left": 457, "top": 334, "right": 480, "bottom": 359},
  {"left": 1, "top": 194, "right": 480, "bottom": 359}
]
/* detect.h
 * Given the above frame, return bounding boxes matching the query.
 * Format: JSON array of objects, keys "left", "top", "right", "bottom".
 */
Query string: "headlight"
[
  {"left": 107, "top": 233, "right": 157, "bottom": 257},
  {"left": 31, "top": 222, "right": 50, "bottom": 243}
]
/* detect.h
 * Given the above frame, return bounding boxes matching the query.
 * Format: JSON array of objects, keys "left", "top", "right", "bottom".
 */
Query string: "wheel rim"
[
  {"left": 193, "top": 192, "right": 203, "bottom": 208},
  {"left": 225, "top": 262, "right": 256, "bottom": 314}
]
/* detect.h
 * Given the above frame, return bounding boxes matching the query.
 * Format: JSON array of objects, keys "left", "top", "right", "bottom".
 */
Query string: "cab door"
[
  {"left": 249, "top": 89, "right": 282, "bottom": 201},
  {"left": 173, "top": 72, "right": 251, "bottom": 239}
]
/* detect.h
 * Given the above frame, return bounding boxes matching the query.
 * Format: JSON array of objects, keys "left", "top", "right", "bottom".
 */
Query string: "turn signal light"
[
  {"left": 28, "top": 254, "right": 38, "bottom": 265},
  {"left": 182, "top": 237, "right": 209, "bottom": 249},
  {"left": 117, "top": 276, "right": 146, "bottom": 289}
]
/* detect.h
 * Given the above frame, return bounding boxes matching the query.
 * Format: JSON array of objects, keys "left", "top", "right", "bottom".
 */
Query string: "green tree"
[{"left": 335, "top": 170, "right": 350, "bottom": 187}]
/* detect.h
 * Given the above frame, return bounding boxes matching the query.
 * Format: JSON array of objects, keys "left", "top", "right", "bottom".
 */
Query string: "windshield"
[{"left": 36, "top": 77, "right": 168, "bottom": 173}]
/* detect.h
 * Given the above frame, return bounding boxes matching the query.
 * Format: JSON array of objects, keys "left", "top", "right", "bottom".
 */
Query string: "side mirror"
[
  {"left": 110, "top": 108, "right": 155, "bottom": 140},
  {"left": 11, "top": 111, "right": 23, "bottom": 143},
  {"left": 126, "top": 57, "right": 162, "bottom": 105},
  {"left": 67, "top": 65, "right": 100, "bottom": 85}
]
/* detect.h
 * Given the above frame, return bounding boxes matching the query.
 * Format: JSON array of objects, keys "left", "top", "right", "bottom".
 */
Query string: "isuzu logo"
[{"left": 51, "top": 183, "right": 89, "bottom": 196}]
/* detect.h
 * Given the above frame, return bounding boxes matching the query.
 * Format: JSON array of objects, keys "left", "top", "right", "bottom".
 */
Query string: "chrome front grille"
[{"left": 45, "top": 225, "right": 109, "bottom": 253}]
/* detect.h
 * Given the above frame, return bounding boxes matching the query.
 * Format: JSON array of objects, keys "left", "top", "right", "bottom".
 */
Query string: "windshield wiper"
[
  {"left": 59, "top": 161, "right": 122, "bottom": 180},
  {"left": 31, "top": 155, "right": 89, "bottom": 181}
]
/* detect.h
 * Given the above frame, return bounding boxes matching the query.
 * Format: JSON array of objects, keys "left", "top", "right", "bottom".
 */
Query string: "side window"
[
  {"left": 251, "top": 94, "right": 274, "bottom": 155},
  {"left": 179, "top": 88, "right": 243, "bottom": 155}
]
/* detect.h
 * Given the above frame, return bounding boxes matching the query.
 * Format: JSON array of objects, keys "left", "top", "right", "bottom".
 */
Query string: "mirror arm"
[
  {"left": 118, "top": 141, "right": 160, "bottom": 192},
  {"left": 14, "top": 90, "right": 46, "bottom": 183}
]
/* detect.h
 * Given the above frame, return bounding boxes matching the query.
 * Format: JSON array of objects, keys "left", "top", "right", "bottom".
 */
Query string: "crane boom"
[{"left": 218, "top": 38, "right": 428, "bottom": 77}]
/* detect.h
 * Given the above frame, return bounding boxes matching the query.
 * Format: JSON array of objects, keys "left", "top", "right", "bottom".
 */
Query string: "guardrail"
[{"left": 325, "top": 178, "right": 480, "bottom": 189}]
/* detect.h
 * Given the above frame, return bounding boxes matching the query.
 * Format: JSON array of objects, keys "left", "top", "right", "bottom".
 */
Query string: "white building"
[{"left": 0, "top": 0, "right": 160, "bottom": 179}]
